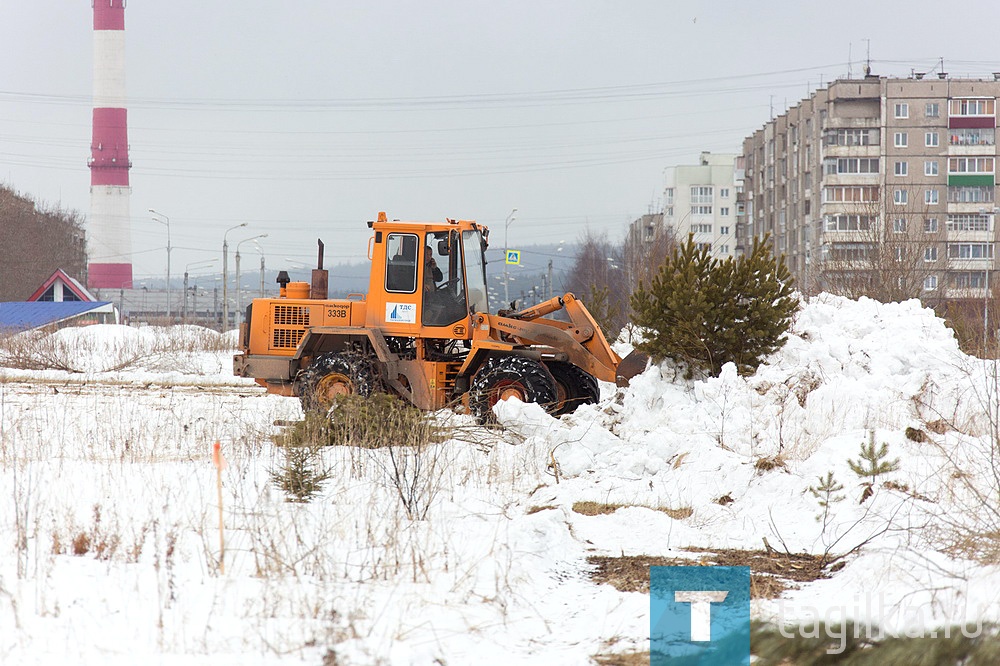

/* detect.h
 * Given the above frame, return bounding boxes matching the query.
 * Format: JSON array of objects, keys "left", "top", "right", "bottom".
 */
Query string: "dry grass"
[
  {"left": 588, "top": 547, "right": 829, "bottom": 599},
  {"left": 573, "top": 501, "right": 693, "bottom": 520},
  {"left": 592, "top": 651, "right": 650, "bottom": 666},
  {"left": 573, "top": 501, "right": 622, "bottom": 516},
  {"left": 754, "top": 455, "right": 787, "bottom": 472},
  {"left": 0, "top": 325, "right": 234, "bottom": 373},
  {"left": 658, "top": 505, "right": 693, "bottom": 520},
  {"left": 526, "top": 505, "right": 557, "bottom": 515},
  {"left": 588, "top": 555, "right": 693, "bottom": 593}
]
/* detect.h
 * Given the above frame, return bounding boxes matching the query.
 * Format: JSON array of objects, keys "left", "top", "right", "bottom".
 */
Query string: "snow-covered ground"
[{"left": 1, "top": 293, "right": 998, "bottom": 664}]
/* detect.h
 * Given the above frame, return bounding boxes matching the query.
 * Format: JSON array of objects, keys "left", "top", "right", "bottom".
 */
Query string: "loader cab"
[
  {"left": 369, "top": 218, "right": 490, "bottom": 339},
  {"left": 421, "top": 228, "right": 489, "bottom": 330}
]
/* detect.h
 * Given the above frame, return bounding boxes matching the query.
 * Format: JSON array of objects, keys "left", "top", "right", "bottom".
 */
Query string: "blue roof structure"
[{"left": 0, "top": 302, "right": 113, "bottom": 333}]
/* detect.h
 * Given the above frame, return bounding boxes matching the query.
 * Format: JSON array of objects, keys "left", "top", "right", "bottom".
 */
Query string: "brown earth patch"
[
  {"left": 591, "top": 651, "right": 649, "bottom": 666},
  {"left": 588, "top": 547, "right": 829, "bottom": 599}
]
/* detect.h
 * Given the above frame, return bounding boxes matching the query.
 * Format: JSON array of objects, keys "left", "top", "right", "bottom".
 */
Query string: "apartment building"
[
  {"left": 741, "top": 74, "right": 1000, "bottom": 302},
  {"left": 663, "top": 152, "right": 744, "bottom": 259}
]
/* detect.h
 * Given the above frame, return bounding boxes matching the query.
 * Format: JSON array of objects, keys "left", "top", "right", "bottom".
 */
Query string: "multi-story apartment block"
[
  {"left": 663, "top": 152, "right": 744, "bottom": 259},
  {"left": 741, "top": 74, "right": 1000, "bottom": 303}
]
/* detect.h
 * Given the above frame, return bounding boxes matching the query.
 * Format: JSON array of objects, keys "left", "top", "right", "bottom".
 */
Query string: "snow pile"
[
  {"left": 0, "top": 323, "right": 247, "bottom": 385},
  {"left": 1, "top": 293, "right": 999, "bottom": 664}
]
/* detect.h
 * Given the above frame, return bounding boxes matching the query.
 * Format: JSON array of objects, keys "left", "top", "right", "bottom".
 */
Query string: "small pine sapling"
[
  {"left": 808, "top": 471, "right": 845, "bottom": 559},
  {"left": 809, "top": 472, "right": 845, "bottom": 519},
  {"left": 848, "top": 431, "right": 901, "bottom": 503}
]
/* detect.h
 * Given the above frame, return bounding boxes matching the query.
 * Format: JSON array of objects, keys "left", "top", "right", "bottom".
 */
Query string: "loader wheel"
[
  {"left": 469, "top": 356, "right": 557, "bottom": 423},
  {"left": 546, "top": 362, "right": 600, "bottom": 415},
  {"left": 298, "top": 352, "right": 379, "bottom": 414}
]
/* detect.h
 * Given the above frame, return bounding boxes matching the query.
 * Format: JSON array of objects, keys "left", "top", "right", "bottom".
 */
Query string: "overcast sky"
[{"left": 3, "top": 1, "right": 1000, "bottom": 284}]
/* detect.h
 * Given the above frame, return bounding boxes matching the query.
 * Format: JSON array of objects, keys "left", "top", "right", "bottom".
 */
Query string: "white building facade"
[{"left": 663, "top": 152, "right": 744, "bottom": 259}]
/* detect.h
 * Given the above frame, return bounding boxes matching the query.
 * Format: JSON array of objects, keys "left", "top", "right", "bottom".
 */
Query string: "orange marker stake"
[{"left": 213, "top": 441, "right": 227, "bottom": 574}]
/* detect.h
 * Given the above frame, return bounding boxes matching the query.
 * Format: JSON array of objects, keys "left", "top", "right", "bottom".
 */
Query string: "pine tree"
[
  {"left": 629, "top": 234, "right": 798, "bottom": 377},
  {"left": 848, "top": 432, "right": 901, "bottom": 484}
]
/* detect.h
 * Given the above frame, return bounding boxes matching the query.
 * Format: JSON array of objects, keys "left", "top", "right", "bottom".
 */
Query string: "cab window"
[{"left": 385, "top": 233, "right": 418, "bottom": 293}]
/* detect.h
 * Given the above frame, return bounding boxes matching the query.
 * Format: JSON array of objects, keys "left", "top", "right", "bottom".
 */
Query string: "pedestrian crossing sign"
[{"left": 506, "top": 250, "right": 521, "bottom": 265}]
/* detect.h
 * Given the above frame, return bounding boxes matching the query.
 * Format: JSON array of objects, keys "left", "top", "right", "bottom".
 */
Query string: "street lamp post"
[
  {"left": 222, "top": 222, "right": 248, "bottom": 331},
  {"left": 183, "top": 259, "right": 216, "bottom": 322},
  {"left": 503, "top": 208, "right": 517, "bottom": 304},
  {"left": 236, "top": 234, "right": 268, "bottom": 326},
  {"left": 149, "top": 209, "right": 172, "bottom": 319},
  {"left": 256, "top": 242, "right": 266, "bottom": 297}
]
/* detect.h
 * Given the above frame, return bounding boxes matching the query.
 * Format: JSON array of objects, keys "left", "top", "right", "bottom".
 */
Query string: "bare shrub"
[
  {"left": 278, "top": 394, "right": 449, "bottom": 520},
  {"left": 0, "top": 325, "right": 235, "bottom": 373}
]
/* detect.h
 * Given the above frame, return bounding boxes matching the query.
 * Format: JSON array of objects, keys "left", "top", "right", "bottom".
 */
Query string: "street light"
[
  {"left": 503, "top": 208, "right": 517, "bottom": 304},
  {"left": 235, "top": 234, "right": 268, "bottom": 325},
  {"left": 149, "top": 209, "right": 172, "bottom": 319},
  {"left": 183, "top": 259, "right": 216, "bottom": 322},
  {"left": 222, "top": 222, "right": 248, "bottom": 331}
]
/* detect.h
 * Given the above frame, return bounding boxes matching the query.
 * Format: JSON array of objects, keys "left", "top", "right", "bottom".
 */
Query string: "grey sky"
[{"left": 2, "top": 1, "right": 1000, "bottom": 284}]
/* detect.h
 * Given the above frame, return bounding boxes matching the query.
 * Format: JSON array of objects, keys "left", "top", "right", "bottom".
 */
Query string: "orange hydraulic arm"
[{"left": 468, "top": 292, "right": 623, "bottom": 383}]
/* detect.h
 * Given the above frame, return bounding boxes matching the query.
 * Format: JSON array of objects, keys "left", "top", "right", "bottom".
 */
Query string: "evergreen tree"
[{"left": 630, "top": 235, "right": 798, "bottom": 376}]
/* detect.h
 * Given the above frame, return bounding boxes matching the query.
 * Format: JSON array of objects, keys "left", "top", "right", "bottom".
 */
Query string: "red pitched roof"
[{"left": 27, "top": 269, "right": 96, "bottom": 302}]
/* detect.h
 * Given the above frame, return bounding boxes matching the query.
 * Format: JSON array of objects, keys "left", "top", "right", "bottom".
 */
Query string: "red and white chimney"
[{"left": 88, "top": 0, "right": 133, "bottom": 289}]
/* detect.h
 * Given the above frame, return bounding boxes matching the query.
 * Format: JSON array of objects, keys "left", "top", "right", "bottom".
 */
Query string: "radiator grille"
[
  {"left": 272, "top": 328, "right": 306, "bottom": 349},
  {"left": 273, "top": 305, "right": 310, "bottom": 326}
]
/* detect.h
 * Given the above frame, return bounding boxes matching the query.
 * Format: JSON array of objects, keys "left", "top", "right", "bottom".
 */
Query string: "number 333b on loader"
[{"left": 233, "top": 212, "right": 646, "bottom": 421}]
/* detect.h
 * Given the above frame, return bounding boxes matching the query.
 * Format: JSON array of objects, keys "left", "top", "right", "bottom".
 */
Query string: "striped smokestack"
[{"left": 88, "top": 0, "right": 133, "bottom": 289}]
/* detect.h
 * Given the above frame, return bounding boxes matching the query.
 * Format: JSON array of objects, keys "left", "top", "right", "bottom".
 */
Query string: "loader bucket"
[{"left": 615, "top": 349, "right": 650, "bottom": 387}]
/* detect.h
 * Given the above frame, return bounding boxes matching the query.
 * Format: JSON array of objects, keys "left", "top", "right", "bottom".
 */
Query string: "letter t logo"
[{"left": 674, "top": 591, "right": 729, "bottom": 641}]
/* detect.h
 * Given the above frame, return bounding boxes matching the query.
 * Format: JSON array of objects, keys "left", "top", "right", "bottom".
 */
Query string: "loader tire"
[
  {"left": 469, "top": 356, "right": 557, "bottom": 423},
  {"left": 546, "top": 362, "right": 600, "bottom": 415},
  {"left": 298, "top": 352, "right": 379, "bottom": 414}
]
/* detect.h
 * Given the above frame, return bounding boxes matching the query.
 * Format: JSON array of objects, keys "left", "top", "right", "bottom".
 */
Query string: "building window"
[
  {"left": 924, "top": 275, "right": 938, "bottom": 291},
  {"left": 947, "top": 214, "right": 991, "bottom": 231},
  {"left": 949, "top": 98, "right": 995, "bottom": 116},
  {"left": 720, "top": 207, "right": 730, "bottom": 216},
  {"left": 696, "top": 243, "right": 713, "bottom": 252},
  {"left": 825, "top": 242, "right": 872, "bottom": 261},
  {"left": 948, "top": 186, "right": 994, "bottom": 203},
  {"left": 720, "top": 245, "right": 729, "bottom": 253},
  {"left": 954, "top": 271, "right": 987, "bottom": 288},
  {"left": 947, "top": 243, "right": 994, "bottom": 259},
  {"left": 825, "top": 215, "right": 873, "bottom": 231},
  {"left": 720, "top": 226, "right": 730, "bottom": 235},
  {"left": 894, "top": 189, "right": 908, "bottom": 205},
  {"left": 691, "top": 186, "right": 714, "bottom": 203},
  {"left": 924, "top": 247, "right": 938, "bottom": 261},
  {"left": 925, "top": 132, "right": 939, "bottom": 147},
  {"left": 692, "top": 223, "right": 713, "bottom": 233},
  {"left": 720, "top": 188, "right": 730, "bottom": 198},
  {"left": 894, "top": 132, "right": 908, "bottom": 148},
  {"left": 894, "top": 102, "right": 909, "bottom": 118},
  {"left": 822, "top": 128, "right": 879, "bottom": 146},
  {"left": 822, "top": 185, "right": 879, "bottom": 203},
  {"left": 824, "top": 157, "right": 880, "bottom": 174},
  {"left": 926, "top": 102, "right": 940, "bottom": 118},
  {"left": 924, "top": 217, "right": 939, "bottom": 233},
  {"left": 664, "top": 188, "right": 674, "bottom": 205},
  {"left": 949, "top": 127, "right": 996, "bottom": 146},
  {"left": 690, "top": 205, "right": 713, "bottom": 215},
  {"left": 893, "top": 218, "right": 908, "bottom": 233},
  {"left": 948, "top": 157, "right": 995, "bottom": 174},
  {"left": 894, "top": 161, "right": 908, "bottom": 176},
  {"left": 924, "top": 160, "right": 939, "bottom": 176},
  {"left": 925, "top": 189, "right": 939, "bottom": 205}
]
